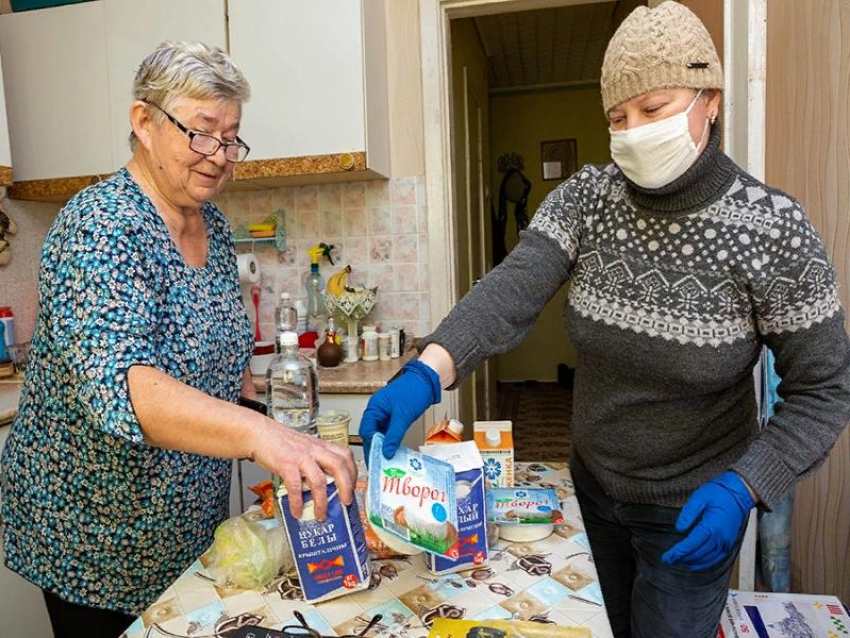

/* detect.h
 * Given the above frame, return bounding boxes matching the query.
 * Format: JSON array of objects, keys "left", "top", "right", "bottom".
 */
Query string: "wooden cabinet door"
[
  {"left": 104, "top": 0, "right": 228, "bottom": 171},
  {"left": 227, "top": 0, "right": 368, "bottom": 161},
  {"left": 0, "top": 1, "right": 113, "bottom": 181}
]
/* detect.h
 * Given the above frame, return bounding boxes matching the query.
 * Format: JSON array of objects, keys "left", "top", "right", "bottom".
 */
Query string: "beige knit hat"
[{"left": 600, "top": 1, "right": 723, "bottom": 112}]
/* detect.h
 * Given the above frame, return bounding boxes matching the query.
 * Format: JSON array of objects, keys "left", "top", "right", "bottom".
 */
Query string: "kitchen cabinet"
[
  {"left": 227, "top": 0, "right": 390, "bottom": 184},
  {"left": 104, "top": 0, "right": 227, "bottom": 170},
  {"left": 0, "top": 1, "right": 113, "bottom": 184}
]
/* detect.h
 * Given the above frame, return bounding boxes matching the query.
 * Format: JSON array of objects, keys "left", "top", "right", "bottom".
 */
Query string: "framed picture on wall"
[{"left": 540, "top": 138, "right": 578, "bottom": 181}]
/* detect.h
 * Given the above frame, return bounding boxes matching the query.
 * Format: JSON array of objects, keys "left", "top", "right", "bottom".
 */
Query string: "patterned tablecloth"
[{"left": 122, "top": 462, "right": 614, "bottom": 638}]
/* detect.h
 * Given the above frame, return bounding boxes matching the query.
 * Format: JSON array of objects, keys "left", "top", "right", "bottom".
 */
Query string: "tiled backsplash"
[
  {"left": 212, "top": 175, "right": 431, "bottom": 341},
  {"left": 0, "top": 176, "right": 431, "bottom": 350}
]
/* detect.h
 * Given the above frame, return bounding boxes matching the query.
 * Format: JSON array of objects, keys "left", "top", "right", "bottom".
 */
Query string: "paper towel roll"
[{"left": 237, "top": 253, "right": 260, "bottom": 284}]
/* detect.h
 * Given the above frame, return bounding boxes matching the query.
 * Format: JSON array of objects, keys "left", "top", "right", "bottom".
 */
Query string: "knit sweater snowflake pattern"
[{"left": 419, "top": 126, "right": 850, "bottom": 509}]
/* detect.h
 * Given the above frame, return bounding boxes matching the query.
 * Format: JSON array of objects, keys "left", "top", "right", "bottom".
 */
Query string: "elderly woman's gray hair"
[{"left": 129, "top": 41, "right": 251, "bottom": 149}]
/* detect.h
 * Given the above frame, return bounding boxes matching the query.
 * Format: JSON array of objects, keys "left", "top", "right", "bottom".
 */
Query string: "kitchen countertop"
[
  {"left": 253, "top": 347, "right": 417, "bottom": 395},
  {"left": 123, "top": 462, "right": 614, "bottom": 638},
  {"left": 0, "top": 378, "right": 23, "bottom": 426}
]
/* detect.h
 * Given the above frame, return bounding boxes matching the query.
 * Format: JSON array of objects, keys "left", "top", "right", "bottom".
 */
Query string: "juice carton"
[
  {"left": 421, "top": 441, "right": 488, "bottom": 574},
  {"left": 423, "top": 418, "right": 464, "bottom": 445},
  {"left": 473, "top": 421, "right": 514, "bottom": 487},
  {"left": 277, "top": 480, "right": 370, "bottom": 603},
  {"left": 367, "top": 433, "right": 459, "bottom": 558}
]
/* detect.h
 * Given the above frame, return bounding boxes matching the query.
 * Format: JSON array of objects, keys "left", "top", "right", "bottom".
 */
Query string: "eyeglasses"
[
  {"left": 145, "top": 101, "right": 250, "bottom": 163},
  {"left": 227, "top": 612, "right": 383, "bottom": 638},
  {"left": 286, "top": 611, "right": 383, "bottom": 638}
]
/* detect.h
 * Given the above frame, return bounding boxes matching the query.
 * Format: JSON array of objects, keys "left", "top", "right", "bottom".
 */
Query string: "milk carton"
[
  {"left": 421, "top": 441, "right": 488, "bottom": 574},
  {"left": 367, "top": 433, "right": 459, "bottom": 558},
  {"left": 277, "top": 480, "right": 370, "bottom": 603},
  {"left": 474, "top": 421, "right": 514, "bottom": 487}
]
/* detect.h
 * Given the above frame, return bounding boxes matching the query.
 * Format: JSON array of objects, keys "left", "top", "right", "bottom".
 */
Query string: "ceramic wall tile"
[
  {"left": 394, "top": 235, "right": 419, "bottom": 264},
  {"left": 296, "top": 185, "right": 318, "bottom": 211},
  {"left": 368, "top": 264, "right": 396, "bottom": 293},
  {"left": 416, "top": 205, "right": 428, "bottom": 233},
  {"left": 391, "top": 176, "right": 416, "bottom": 206},
  {"left": 369, "top": 236, "right": 393, "bottom": 263},
  {"left": 317, "top": 183, "right": 342, "bottom": 211},
  {"left": 320, "top": 209, "right": 344, "bottom": 237},
  {"left": 368, "top": 206, "right": 392, "bottom": 235},
  {"left": 365, "top": 180, "right": 390, "bottom": 207},
  {"left": 297, "top": 211, "right": 319, "bottom": 239},
  {"left": 344, "top": 208, "right": 368, "bottom": 236},
  {"left": 342, "top": 182, "right": 367, "bottom": 208},
  {"left": 396, "top": 264, "right": 420, "bottom": 292},
  {"left": 392, "top": 205, "right": 417, "bottom": 234}
]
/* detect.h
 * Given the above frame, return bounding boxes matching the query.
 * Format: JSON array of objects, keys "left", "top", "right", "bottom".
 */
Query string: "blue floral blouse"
[{"left": 1, "top": 168, "right": 253, "bottom": 614}]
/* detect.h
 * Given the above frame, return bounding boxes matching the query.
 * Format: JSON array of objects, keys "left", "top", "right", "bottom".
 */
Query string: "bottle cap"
[
  {"left": 485, "top": 430, "right": 501, "bottom": 446},
  {"left": 280, "top": 292, "right": 290, "bottom": 301},
  {"left": 279, "top": 331, "right": 299, "bottom": 346},
  {"left": 447, "top": 419, "right": 464, "bottom": 435},
  {"left": 0, "top": 307, "right": 12, "bottom": 318}
]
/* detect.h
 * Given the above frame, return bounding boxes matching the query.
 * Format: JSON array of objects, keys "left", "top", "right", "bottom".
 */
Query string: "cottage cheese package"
[
  {"left": 485, "top": 487, "right": 564, "bottom": 542},
  {"left": 367, "top": 433, "right": 459, "bottom": 558},
  {"left": 420, "top": 441, "right": 489, "bottom": 574},
  {"left": 277, "top": 480, "right": 370, "bottom": 603}
]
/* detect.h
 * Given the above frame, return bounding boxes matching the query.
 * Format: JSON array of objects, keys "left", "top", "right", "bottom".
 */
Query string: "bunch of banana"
[{"left": 326, "top": 265, "right": 352, "bottom": 297}]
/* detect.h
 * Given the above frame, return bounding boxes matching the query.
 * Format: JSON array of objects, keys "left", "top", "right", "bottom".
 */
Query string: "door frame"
[{"left": 420, "top": 0, "right": 604, "bottom": 423}]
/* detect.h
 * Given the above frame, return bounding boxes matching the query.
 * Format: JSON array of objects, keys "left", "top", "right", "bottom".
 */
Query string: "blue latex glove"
[
  {"left": 359, "top": 359, "right": 442, "bottom": 461},
  {"left": 662, "top": 471, "right": 756, "bottom": 571}
]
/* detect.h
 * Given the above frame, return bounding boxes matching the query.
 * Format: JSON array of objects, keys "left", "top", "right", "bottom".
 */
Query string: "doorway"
[{"left": 444, "top": 1, "right": 624, "bottom": 447}]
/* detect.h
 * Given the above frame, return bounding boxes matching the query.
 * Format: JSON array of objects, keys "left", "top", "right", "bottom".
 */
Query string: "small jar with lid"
[
  {"left": 362, "top": 329, "right": 379, "bottom": 361},
  {"left": 378, "top": 333, "right": 392, "bottom": 361}
]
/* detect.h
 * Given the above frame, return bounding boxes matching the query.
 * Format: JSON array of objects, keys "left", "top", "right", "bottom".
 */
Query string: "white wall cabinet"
[
  {"left": 227, "top": 0, "right": 390, "bottom": 178},
  {"left": 104, "top": 0, "right": 227, "bottom": 170},
  {"left": 0, "top": 1, "right": 113, "bottom": 182}
]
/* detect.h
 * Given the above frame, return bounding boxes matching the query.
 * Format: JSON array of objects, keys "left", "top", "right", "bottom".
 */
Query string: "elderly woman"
[
  {"left": 1, "top": 42, "right": 354, "bottom": 636},
  {"left": 360, "top": 4, "right": 850, "bottom": 638}
]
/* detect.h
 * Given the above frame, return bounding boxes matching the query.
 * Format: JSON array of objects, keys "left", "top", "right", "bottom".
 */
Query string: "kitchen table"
[{"left": 122, "top": 462, "right": 614, "bottom": 638}]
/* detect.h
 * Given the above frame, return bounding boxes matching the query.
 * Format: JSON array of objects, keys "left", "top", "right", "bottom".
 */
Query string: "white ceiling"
[{"left": 473, "top": 1, "right": 620, "bottom": 91}]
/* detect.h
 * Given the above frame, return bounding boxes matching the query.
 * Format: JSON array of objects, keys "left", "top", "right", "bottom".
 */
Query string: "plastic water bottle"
[
  {"left": 266, "top": 331, "right": 318, "bottom": 436},
  {"left": 274, "top": 293, "right": 298, "bottom": 346}
]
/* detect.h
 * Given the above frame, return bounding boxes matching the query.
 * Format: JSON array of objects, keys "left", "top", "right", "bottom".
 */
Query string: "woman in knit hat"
[{"left": 360, "top": 3, "right": 850, "bottom": 636}]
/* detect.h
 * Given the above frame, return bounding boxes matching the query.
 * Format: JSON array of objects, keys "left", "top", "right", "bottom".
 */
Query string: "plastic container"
[
  {"left": 274, "top": 293, "right": 297, "bottom": 344},
  {"left": 390, "top": 328, "right": 401, "bottom": 358},
  {"left": 378, "top": 333, "right": 391, "bottom": 361},
  {"left": 362, "top": 330, "right": 378, "bottom": 361},
  {"left": 0, "top": 307, "right": 13, "bottom": 363},
  {"left": 316, "top": 409, "right": 351, "bottom": 448},
  {"left": 249, "top": 341, "right": 275, "bottom": 375},
  {"left": 266, "top": 331, "right": 319, "bottom": 436}
]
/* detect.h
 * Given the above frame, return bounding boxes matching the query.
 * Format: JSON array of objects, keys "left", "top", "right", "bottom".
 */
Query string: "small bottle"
[
  {"left": 266, "top": 331, "right": 319, "bottom": 436},
  {"left": 274, "top": 293, "right": 297, "bottom": 346},
  {"left": 317, "top": 317, "right": 343, "bottom": 367},
  {"left": 362, "top": 329, "right": 379, "bottom": 362},
  {"left": 0, "top": 307, "right": 14, "bottom": 363},
  {"left": 378, "top": 333, "right": 392, "bottom": 361},
  {"left": 389, "top": 327, "right": 401, "bottom": 359},
  {"left": 295, "top": 300, "right": 308, "bottom": 335}
]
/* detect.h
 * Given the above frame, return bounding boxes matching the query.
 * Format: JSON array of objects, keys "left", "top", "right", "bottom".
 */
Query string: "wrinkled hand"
[
  {"left": 359, "top": 360, "right": 442, "bottom": 461},
  {"left": 662, "top": 471, "right": 755, "bottom": 571},
  {"left": 251, "top": 419, "right": 357, "bottom": 522}
]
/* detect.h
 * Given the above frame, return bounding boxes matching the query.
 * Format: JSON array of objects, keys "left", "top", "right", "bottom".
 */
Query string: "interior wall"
[
  {"left": 765, "top": 0, "right": 850, "bottom": 604},
  {"left": 489, "top": 85, "right": 610, "bottom": 382}
]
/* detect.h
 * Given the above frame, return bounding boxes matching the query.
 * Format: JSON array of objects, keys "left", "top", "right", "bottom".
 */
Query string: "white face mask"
[{"left": 609, "top": 90, "right": 709, "bottom": 189}]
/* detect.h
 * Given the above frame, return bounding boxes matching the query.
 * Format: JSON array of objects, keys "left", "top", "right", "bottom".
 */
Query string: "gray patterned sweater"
[{"left": 419, "top": 125, "right": 850, "bottom": 509}]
